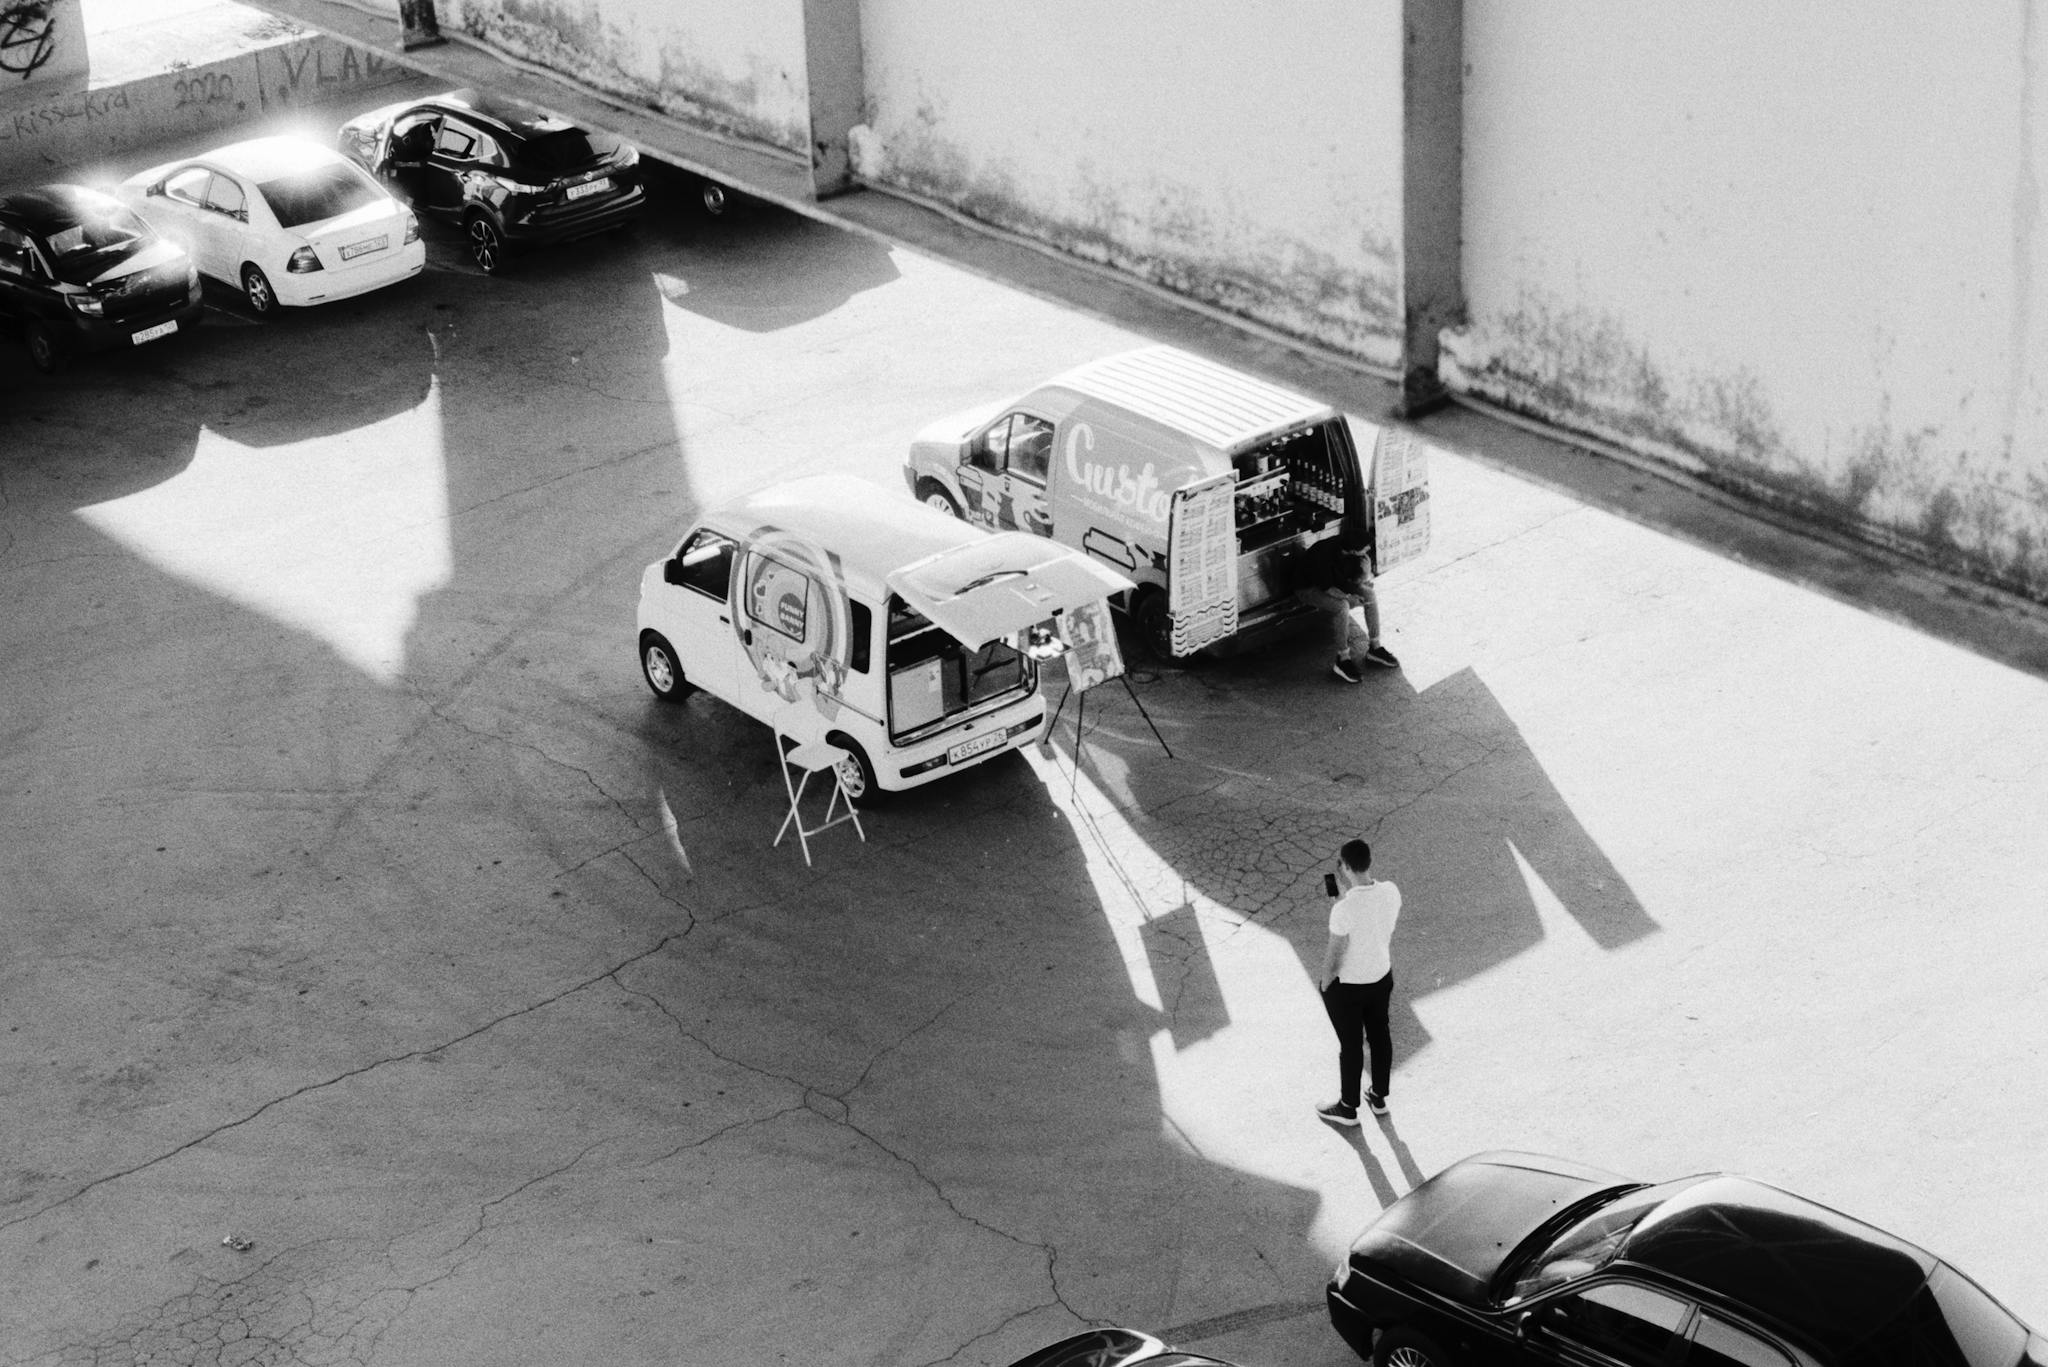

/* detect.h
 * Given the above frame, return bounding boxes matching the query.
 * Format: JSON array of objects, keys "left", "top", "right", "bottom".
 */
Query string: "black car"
[
  {"left": 1328, "top": 1152, "right": 2043, "bottom": 1367},
  {"left": 1005, "top": 1327, "right": 1243, "bottom": 1367},
  {"left": 0, "top": 184, "right": 202, "bottom": 374},
  {"left": 337, "top": 88, "right": 645, "bottom": 274}
]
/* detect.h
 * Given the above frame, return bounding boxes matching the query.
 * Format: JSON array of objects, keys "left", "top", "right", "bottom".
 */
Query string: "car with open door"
[
  {"left": 338, "top": 88, "right": 644, "bottom": 275},
  {"left": 114, "top": 136, "right": 423, "bottom": 315},
  {"left": 636, "top": 474, "right": 1132, "bottom": 801},
  {"left": 1327, "top": 1151, "right": 2043, "bottom": 1367},
  {"left": 0, "top": 183, "right": 201, "bottom": 374}
]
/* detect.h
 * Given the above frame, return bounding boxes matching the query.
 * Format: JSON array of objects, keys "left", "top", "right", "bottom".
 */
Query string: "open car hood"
[{"left": 887, "top": 532, "right": 1133, "bottom": 648}]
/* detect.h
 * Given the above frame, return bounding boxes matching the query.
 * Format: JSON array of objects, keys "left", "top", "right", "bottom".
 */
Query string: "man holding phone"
[{"left": 1316, "top": 838, "right": 1401, "bottom": 1125}]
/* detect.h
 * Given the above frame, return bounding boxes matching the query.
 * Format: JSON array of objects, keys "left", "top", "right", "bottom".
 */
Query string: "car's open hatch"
[{"left": 887, "top": 533, "right": 1133, "bottom": 648}]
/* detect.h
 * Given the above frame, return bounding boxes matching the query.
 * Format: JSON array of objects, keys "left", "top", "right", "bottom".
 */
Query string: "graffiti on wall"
[{"left": 2, "top": 1, "right": 56, "bottom": 80}]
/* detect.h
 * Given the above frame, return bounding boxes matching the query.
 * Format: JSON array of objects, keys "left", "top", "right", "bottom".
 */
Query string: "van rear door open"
[{"left": 886, "top": 532, "right": 1133, "bottom": 648}]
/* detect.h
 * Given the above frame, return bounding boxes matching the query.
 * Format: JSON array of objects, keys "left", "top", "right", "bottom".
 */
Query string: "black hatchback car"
[
  {"left": 337, "top": 89, "right": 644, "bottom": 274},
  {"left": 0, "top": 184, "right": 202, "bottom": 374},
  {"left": 1329, "top": 1152, "right": 2043, "bottom": 1367}
]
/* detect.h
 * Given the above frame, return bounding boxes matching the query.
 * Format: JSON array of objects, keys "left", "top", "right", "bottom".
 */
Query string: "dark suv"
[
  {"left": 0, "top": 185, "right": 202, "bottom": 374},
  {"left": 338, "top": 89, "right": 645, "bottom": 275}
]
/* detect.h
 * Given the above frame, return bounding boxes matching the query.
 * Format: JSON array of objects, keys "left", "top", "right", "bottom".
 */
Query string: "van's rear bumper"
[{"left": 885, "top": 705, "right": 1046, "bottom": 790}]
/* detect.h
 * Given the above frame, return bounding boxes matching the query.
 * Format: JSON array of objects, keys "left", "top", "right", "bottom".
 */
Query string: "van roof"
[
  {"left": 699, "top": 474, "right": 989, "bottom": 602},
  {"left": 1045, "top": 346, "right": 1336, "bottom": 454}
]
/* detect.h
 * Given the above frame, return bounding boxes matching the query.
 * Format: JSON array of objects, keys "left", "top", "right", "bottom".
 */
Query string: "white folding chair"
[{"left": 773, "top": 729, "right": 866, "bottom": 866}]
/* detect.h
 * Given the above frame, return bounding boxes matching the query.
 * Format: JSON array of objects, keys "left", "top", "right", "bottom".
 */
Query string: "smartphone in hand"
[{"left": 1324, "top": 872, "right": 1340, "bottom": 897}]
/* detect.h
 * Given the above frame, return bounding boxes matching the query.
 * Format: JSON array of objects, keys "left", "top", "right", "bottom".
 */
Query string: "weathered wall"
[
  {"left": 441, "top": 0, "right": 808, "bottom": 154},
  {"left": 0, "top": 32, "right": 405, "bottom": 180},
  {"left": 849, "top": 0, "right": 1406, "bottom": 370},
  {"left": 2, "top": 0, "right": 88, "bottom": 94},
  {"left": 1448, "top": 1, "right": 2048, "bottom": 599}
]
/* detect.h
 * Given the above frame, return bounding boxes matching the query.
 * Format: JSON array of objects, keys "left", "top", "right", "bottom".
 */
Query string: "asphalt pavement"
[{"left": 3, "top": 37, "right": 2047, "bottom": 1367}]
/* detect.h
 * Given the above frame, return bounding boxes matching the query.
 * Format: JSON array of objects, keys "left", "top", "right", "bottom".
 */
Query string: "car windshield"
[
  {"left": 44, "top": 203, "right": 153, "bottom": 284},
  {"left": 520, "top": 129, "right": 611, "bottom": 174},
  {"left": 1506, "top": 1181, "right": 1691, "bottom": 1302},
  {"left": 258, "top": 164, "right": 382, "bottom": 229}
]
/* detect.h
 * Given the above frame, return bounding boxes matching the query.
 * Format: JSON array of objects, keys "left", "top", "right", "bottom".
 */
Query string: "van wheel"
[
  {"left": 640, "top": 632, "right": 692, "bottom": 701},
  {"left": 916, "top": 480, "right": 962, "bottom": 519},
  {"left": 827, "top": 735, "right": 883, "bottom": 804},
  {"left": 1130, "top": 588, "right": 1174, "bottom": 661},
  {"left": 700, "top": 179, "right": 728, "bottom": 216},
  {"left": 24, "top": 323, "right": 61, "bottom": 375}
]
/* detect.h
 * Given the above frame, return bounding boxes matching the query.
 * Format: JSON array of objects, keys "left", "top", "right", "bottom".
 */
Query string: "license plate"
[
  {"left": 340, "top": 235, "right": 387, "bottom": 261},
  {"left": 947, "top": 731, "right": 1005, "bottom": 765},
  {"left": 566, "top": 177, "right": 611, "bottom": 201},
  {"left": 131, "top": 320, "right": 178, "bottom": 345}
]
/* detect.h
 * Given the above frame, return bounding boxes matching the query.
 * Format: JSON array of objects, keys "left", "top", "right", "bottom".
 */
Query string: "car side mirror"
[
  {"left": 145, "top": 182, "right": 163, "bottom": 197},
  {"left": 663, "top": 559, "right": 687, "bottom": 586},
  {"left": 1517, "top": 1311, "right": 1540, "bottom": 1340},
  {"left": 236, "top": 208, "right": 249, "bottom": 223}
]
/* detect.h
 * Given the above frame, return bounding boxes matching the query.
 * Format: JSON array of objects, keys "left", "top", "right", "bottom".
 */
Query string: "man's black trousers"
[{"left": 1321, "top": 973, "right": 1393, "bottom": 1106}]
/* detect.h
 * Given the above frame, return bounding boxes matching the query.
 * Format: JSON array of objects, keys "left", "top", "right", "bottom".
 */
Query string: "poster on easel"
[
  {"left": 1167, "top": 473, "right": 1238, "bottom": 654},
  {"left": 1059, "top": 596, "right": 1124, "bottom": 692},
  {"left": 1369, "top": 427, "right": 1432, "bottom": 574}
]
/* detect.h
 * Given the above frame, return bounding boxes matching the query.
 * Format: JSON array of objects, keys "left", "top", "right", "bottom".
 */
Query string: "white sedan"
[{"left": 115, "top": 135, "right": 425, "bottom": 315}]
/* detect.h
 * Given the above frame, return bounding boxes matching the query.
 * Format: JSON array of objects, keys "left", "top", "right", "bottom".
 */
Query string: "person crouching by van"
[{"left": 1296, "top": 538, "right": 1398, "bottom": 682}]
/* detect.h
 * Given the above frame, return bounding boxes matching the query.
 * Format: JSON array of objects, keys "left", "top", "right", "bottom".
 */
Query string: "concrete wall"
[
  {"left": 441, "top": 0, "right": 809, "bottom": 154},
  {"left": 849, "top": 0, "right": 1406, "bottom": 371},
  {"left": 3, "top": 0, "right": 89, "bottom": 94},
  {"left": 0, "top": 30, "right": 406, "bottom": 179},
  {"left": 1447, "top": 1, "right": 2048, "bottom": 600}
]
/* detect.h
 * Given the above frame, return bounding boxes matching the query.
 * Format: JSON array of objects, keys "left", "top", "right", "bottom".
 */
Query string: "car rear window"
[
  {"left": 258, "top": 164, "right": 382, "bottom": 229},
  {"left": 520, "top": 130, "right": 611, "bottom": 174},
  {"left": 45, "top": 205, "right": 154, "bottom": 284}
]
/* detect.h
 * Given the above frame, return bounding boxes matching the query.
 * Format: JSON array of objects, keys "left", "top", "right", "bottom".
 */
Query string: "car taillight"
[
  {"left": 403, "top": 211, "right": 420, "bottom": 245},
  {"left": 286, "top": 245, "right": 323, "bottom": 274},
  {"left": 495, "top": 174, "right": 550, "bottom": 195}
]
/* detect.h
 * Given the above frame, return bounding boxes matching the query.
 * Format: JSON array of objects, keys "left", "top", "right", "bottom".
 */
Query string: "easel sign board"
[
  {"left": 1370, "top": 427, "right": 1431, "bottom": 574},
  {"left": 1166, "top": 473, "right": 1238, "bottom": 653},
  {"left": 1061, "top": 597, "right": 1125, "bottom": 691}
]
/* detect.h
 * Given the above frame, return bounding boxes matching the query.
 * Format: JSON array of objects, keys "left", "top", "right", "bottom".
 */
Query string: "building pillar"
[
  {"left": 1398, "top": 0, "right": 1465, "bottom": 416},
  {"left": 1, "top": 0, "right": 89, "bottom": 98},
  {"left": 397, "top": 0, "right": 442, "bottom": 51},
  {"left": 802, "top": 0, "right": 864, "bottom": 199}
]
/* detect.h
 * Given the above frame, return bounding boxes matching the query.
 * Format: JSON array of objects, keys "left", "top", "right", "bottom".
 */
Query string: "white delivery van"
[
  {"left": 636, "top": 474, "right": 1131, "bottom": 799},
  {"left": 903, "top": 346, "right": 1430, "bottom": 657}
]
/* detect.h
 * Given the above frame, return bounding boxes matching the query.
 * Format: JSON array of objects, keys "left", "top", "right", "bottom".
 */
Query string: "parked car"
[
  {"left": 0, "top": 183, "right": 202, "bottom": 374},
  {"left": 114, "top": 136, "right": 424, "bottom": 315},
  {"left": 337, "top": 88, "right": 645, "bottom": 275},
  {"left": 1004, "top": 1327, "right": 1245, "bottom": 1367},
  {"left": 637, "top": 474, "right": 1130, "bottom": 800},
  {"left": 1328, "top": 1151, "right": 2043, "bottom": 1367}
]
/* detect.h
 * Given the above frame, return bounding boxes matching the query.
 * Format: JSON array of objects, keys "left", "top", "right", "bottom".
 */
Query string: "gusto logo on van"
[{"left": 1064, "top": 423, "right": 1172, "bottom": 525}]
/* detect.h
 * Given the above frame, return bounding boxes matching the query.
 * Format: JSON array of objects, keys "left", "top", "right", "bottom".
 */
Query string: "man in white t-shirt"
[{"left": 1316, "top": 838, "right": 1401, "bottom": 1125}]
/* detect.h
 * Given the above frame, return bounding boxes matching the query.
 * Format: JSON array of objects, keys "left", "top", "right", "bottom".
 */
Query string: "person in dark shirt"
[{"left": 1296, "top": 537, "right": 1398, "bottom": 682}]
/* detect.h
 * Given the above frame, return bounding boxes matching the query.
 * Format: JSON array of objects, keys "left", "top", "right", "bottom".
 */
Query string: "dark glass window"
[
  {"left": 672, "top": 531, "right": 735, "bottom": 599},
  {"left": 259, "top": 165, "right": 383, "bottom": 229},
  {"left": 521, "top": 130, "right": 609, "bottom": 174},
  {"left": 1691, "top": 1315, "right": 1794, "bottom": 1367},
  {"left": 1546, "top": 1282, "right": 1690, "bottom": 1367},
  {"left": 848, "top": 600, "right": 872, "bottom": 674}
]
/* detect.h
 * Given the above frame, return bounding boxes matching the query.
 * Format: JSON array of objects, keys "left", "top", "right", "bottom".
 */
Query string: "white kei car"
[{"left": 115, "top": 135, "right": 425, "bottom": 315}]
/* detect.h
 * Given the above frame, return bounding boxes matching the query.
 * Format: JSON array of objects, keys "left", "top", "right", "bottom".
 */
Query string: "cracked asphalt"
[{"left": 6, "top": 129, "right": 2048, "bottom": 1367}]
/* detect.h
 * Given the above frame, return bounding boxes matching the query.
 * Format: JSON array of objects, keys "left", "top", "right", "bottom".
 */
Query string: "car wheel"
[
  {"left": 466, "top": 215, "right": 508, "bottom": 275},
  {"left": 640, "top": 632, "right": 692, "bottom": 702},
  {"left": 826, "top": 735, "right": 883, "bottom": 805},
  {"left": 700, "top": 179, "right": 728, "bottom": 216},
  {"left": 24, "top": 323, "right": 61, "bottom": 375},
  {"left": 917, "top": 480, "right": 962, "bottom": 519},
  {"left": 242, "top": 265, "right": 277, "bottom": 316},
  {"left": 1130, "top": 587, "right": 1174, "bottom": 661},
  {"left": 1374, "top": 1327, "right": 1453, "bottom": 1367}
]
